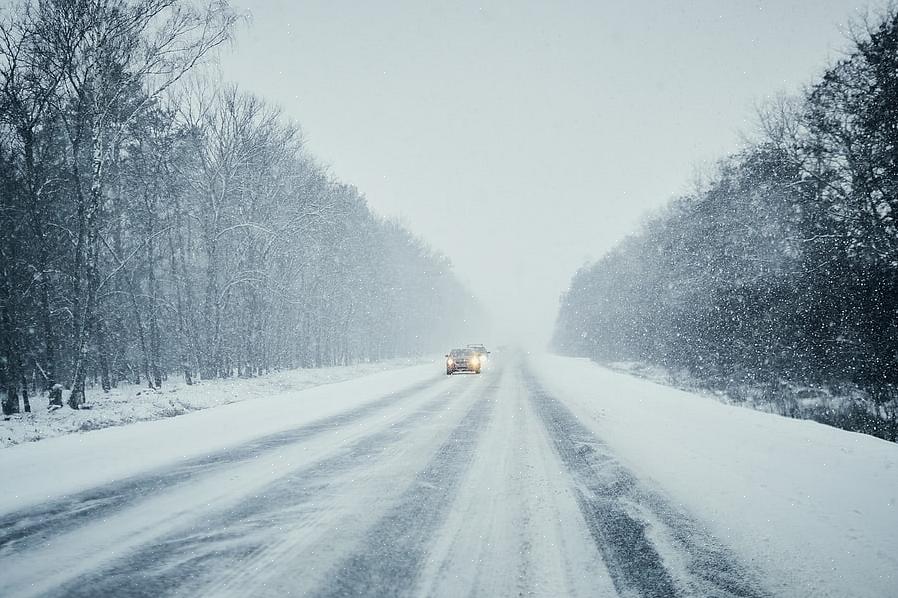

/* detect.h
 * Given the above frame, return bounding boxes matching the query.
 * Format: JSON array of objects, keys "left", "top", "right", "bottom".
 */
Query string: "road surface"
[{"left": 0, "top": 352, "right": 779, "bottom": 597}]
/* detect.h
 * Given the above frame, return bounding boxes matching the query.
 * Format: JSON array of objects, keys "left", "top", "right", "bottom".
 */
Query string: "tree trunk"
[
  {"left": 128, "top": 281, "right": 153, "bottom": 388},
  {"left": 2, "top": 387, "right": 19, "bottom": 417},
  {"left": 147, "top": 242, "right": 163, "bottom": 388},
  {"left": 48, "top": 384, "right": 63, "bottom": 408},
  {"left": 21, "top": 124, "right": 57, "bottom": 393},
  {"left": 95, "top": 316, "right": 112, "bottom": 392},
  {"left": 1, "top": 276, "right": 21, "bottom": 416},
  {"left": 150, "top": 311, "right": 163, "bottom": 389},
  {"left": 21, "top": 376, "right": 31, "bottom": 413},
  {"left": 40, "top": 284, "right": 56, "bottom": 392}
]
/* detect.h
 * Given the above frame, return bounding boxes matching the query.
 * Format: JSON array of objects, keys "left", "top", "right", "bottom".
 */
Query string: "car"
[{"left": 446, "top": 348, "right": 482, "bottom": 375}]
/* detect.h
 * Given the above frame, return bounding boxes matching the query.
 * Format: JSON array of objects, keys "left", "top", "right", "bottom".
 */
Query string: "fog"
[{"left": 220, "top": 0, "right": 867, "bottom": 346}]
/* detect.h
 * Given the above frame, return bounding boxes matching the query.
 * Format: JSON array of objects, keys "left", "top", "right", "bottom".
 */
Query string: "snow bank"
[
  {"left": 533, "top": 354, "right": 898, "bottom": 598},
  {"left": 605, "top": 360, "right": 894, "bottom": 441},
  {"left": 0, "top": 358, "right": 429, "bottom": 449}
]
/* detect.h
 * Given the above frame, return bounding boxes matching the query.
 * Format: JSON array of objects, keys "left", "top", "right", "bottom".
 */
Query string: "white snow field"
[{"left": 0, "top": 351, "right": 895, "bottom": 597}]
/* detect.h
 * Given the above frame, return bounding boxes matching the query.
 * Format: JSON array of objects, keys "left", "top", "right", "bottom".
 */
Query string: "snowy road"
[{"left": 2, "top": 352, "right": 895, "bottom": 597}]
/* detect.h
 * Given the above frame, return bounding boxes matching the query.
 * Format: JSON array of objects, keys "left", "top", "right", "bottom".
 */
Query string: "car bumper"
[{"left": 448, "top": 362, "right": 480, "bottom": 372}]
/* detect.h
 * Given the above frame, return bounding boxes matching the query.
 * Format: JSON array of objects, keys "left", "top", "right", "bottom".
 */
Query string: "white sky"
[{"left": 220, "top": 0, "right": 871, "bottom": 346}]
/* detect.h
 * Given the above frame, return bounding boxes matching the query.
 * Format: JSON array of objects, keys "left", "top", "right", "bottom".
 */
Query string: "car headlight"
[
  {"left": 470, "top": 356, "right": 479, "bottom": 366},
  {"left": 447, "top": 358, "right": 454, "bottom": 366}
]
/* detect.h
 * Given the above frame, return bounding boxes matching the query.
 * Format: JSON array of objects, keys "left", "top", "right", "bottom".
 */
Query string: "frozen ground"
[
  {"left": 0, "top": 358, "right": 429, "bottom": 448},
  {"left": 1, "top": 351, "right": 895, "bottom": 597}
]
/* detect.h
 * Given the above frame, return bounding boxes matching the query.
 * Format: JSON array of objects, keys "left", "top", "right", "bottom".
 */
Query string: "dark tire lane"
[
  {"left": 522, "top": 364, "right": 770, "bottom": 598},
  {"left": 0, "top": 376, "right": 439, "bottom": 560},
  {"left": 310, "top": 371, "right": 500, "bottom": 598},
  {"left": 30, "top": 371, "right": 499, "bottom": 598}
]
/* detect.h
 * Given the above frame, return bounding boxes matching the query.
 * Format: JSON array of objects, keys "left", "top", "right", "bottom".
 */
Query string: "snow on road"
[
  {"left": 1, "top": 351, "right": 895, "bottom": 597},
  {"left": 534, "top": 354, "right": 898, "bottom": 598},
  {"left": 414, "top": 363, "right": 614, "bottom": 597},
  {"left": 0, "top": 361, "right": 438, "bottom": 512}
]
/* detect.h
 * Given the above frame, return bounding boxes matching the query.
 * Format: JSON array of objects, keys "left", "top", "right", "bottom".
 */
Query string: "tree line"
[
  {"left": 553, "top": 8, "right": 898, "bottom": 440},
  {"left": 0, "top": 0, "right": 482, "bottom": 414}
]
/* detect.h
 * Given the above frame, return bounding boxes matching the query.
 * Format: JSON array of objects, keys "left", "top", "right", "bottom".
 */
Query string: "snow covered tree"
[
  {"left": 0, "top": 0, "right": 482, "bottom": 416},
  {"left": 554, "top": 7, "right": 898, "bottom": 440}
]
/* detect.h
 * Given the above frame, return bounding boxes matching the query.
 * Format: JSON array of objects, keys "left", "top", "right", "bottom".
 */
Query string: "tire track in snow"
[
  {"left": 522, "top": 365, "right": 770, "bottom": 598},
  {"left": 37, "top": 373, "right": 491, "bottom": 598},
  {"left": 412, "top": 359, "right": 615, "bottom": 598},
  {"left": 309, "top": 370, "right": 501, "bottom": 598},
  {"left": 0, "top": 376, "right": 439, "bottom": 558}
]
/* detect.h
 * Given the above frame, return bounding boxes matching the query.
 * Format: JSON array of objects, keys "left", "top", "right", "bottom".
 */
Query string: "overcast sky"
[{"left": 219, "top": 0, "right": 870, "bottom": 346}]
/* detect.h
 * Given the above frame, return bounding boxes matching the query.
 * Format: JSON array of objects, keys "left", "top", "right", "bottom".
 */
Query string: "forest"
[
  {"left": 0, "top": 0, "right": 481, "bottom": 414},
  {"left": 553, "top": 8, "right": 898, "bottom": 440}
]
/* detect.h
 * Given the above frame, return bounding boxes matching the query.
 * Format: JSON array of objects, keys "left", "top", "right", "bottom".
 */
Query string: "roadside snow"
[
  {"left": 0, "top": 358, "right": 430, "bottom": 449},
  {"left": 532, "top": 354, "right": 898, "bottom": 598},
  {"left": 0, "top": 360, "right": 440, "bottom": 514}
]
